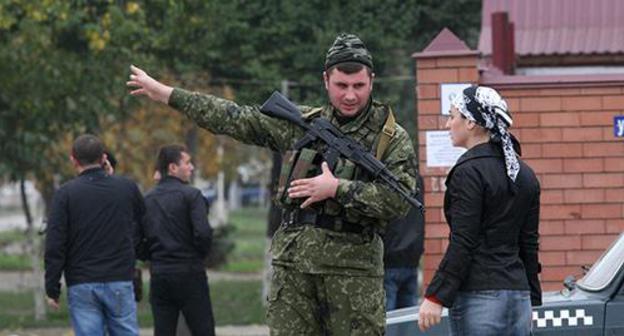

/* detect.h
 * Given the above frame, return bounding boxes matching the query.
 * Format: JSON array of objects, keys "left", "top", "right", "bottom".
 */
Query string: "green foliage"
[{"left": 0, "top": 0, "right": 481, "bottom": 199}]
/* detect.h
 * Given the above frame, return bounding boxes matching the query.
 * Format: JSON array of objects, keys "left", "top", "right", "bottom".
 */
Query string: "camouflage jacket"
[{"left": 169, "top": 88, "right": 417, "bottom": 276}]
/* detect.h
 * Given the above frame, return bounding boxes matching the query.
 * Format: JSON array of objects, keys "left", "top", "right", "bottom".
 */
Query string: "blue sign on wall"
[{"left": 615, "top": 116, "right": 624, "bottom": 137}]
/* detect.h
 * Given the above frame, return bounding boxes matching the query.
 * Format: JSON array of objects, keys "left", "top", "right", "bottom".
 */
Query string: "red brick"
[
  {"left": 606, "top": 219, "right": 624, "bottom": 233},
  {"left": 540, "top": 174, "right": 582, "bottom": 189},
  {"left": 562, "top": 158, "right": 604, "bottom": 173},
  {"left": 418, "top": 68, "right": 458, "bottom": 83},
  {"left": 441, "top": 239, "right": 449, "bottom": 251},
  {"left": 542, "top": 143, "right": 583, "bottom": 158},
  {"left": 581, "top": 87, "right": 621, "bottom": 95},
  {"left": 539, "top": 221, "right": 565, "bottom": 235},
  {"left": 427, "top": 193, "right": 444, "bottom": 207},
  {"left": 424, "top": 239, "right": 442, "bottom": 254},
  {"left": 506, "top": 98, "right": 520, "bottom": 112},
  {"left": 423, "top": 270, "right": 434, "bottom": 286},
  {"left": 541, "top": 204, "right": 582, "bottom": 220},
  {"left": 416, "top": 58, "right": 437, "bottom": 69},
  {"left": 521, "top": 128, "right": 562, "bottom": 143},
  {"left": 541, "top": 266, "right": 581, "bottom": 281},
  {"left": 427, "top": 224, "right": 449, "bottom": 238},
  {"left": 564, "top": 189, "right": 605, "bottom": 203},
  {"left": 602, "top": 95, "right": 624, "bottom": 110},
  {"left": 499, "top": 89, "right": 542, "bottom": 97},
  {"left": 583, "top": 143, "right": 624, "bottom": 157},
  {"left": 418, "top": 99, "right": 440, "bottom": 115},
  {"left": 458, "top": 67, "right": 479, "bottom": 82},
  {"left": 581, "top": 234, "right": 620, "bottom": 249},
  {"left": 566, "top": 250, "right": 604, "bottom": 266},
  {"left": 561, "top": 96, "right": 602, "bottom": 111},
  {"left": 581, "top": 112, "right": 618, "bottom": 126},
  {"left": 538, "top": 88, "right": 583, "bottom": 96},
  {"left": 605, "top": 158, "right": 624, "bottom": 172},
  {"left": 561, "top": 127, "right": 603, "bottom": 142},
  {"left": 514, "top": 113, "right": 540, "bottom": 127},
  {"left": 542, "top": 281, "right": 562, "bottom": 291},
  {"left": 424, "top": 208, "right": 442, "bottom": 223},
  {"left": 583, "top": 173, "right": 624, "bottom": 188},
  {"left": 581, "top": 204, "right": 623, "bottom": 219},
  {"left": 418, "top": 115, "right": 440, "bottom": 130},
  {"left": 564, "top": 219, "right": 605, "bottom": 234},
  {"left": 435, "top": 57, "right": 478, "bottom": 68},
  {"left": 605, "top": 188, "right": 624, "bottom": 202},
  {"left": 540, "top": 190, "right": 563, "bottom": 204},
  {"left": 423, "top": 253, "right": 443, "bottom": 270},
  {"left": 539, "top": 251, "right": 566, "bottom": 266},
  {"left": 540, "top": 111, "right": 582, "bottom": 126},
  {"left": 520, "top": 97, "right": 562, "bottom": 112},
  {"left": 522, "top": 144, "right": 542, "bottom": 158},
  {"left": 524, "top": 159, "right": 562, "bottom": 173},
  {"left": 541, "top": 235, "right": 582, "bottom": 251},
  {"left": 417, "top": 84, "right": 439, "bottom": 99}
]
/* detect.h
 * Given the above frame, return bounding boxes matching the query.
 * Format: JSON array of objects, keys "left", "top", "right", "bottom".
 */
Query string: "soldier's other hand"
[
  {"left": 418, "top": 298, "right": 443, "bottom": 332},
  {"left": 288, "top": 162, "right": 338, "bottom": 208},
  {"left": 46, "top": 296, "right": 60, "bottom": 310},
  {"left": 127, "top": 65, "right": 174, "bottom": 104}
]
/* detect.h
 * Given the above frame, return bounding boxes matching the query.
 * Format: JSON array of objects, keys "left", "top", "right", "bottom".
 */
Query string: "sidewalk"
[{"left": 0, "top": 325, "right": 269, "bottom": 336}]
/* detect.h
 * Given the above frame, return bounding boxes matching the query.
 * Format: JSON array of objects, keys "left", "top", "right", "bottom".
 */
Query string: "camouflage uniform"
[{"left": 167, "top": 34, "right": 417, "bottom": 335}]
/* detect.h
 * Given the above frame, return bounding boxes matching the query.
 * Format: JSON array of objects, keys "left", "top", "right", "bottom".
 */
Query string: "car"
[{"left": 386, "top": 233, "right": 624, "bottom": 335}]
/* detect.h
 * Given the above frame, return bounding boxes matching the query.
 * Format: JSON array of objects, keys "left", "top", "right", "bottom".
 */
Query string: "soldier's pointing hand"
[{"left": 127, "top": 65, "right": 173, "bottom": 104}]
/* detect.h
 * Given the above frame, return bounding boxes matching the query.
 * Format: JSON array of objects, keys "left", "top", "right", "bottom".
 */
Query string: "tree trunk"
[{"left": 20, "top": 177, "right": 46, "bottom": 320}]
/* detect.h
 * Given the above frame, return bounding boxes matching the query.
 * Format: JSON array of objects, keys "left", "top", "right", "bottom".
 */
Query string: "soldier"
[{"left": 128, "top": 33, "right": 418, "bottom": 335}]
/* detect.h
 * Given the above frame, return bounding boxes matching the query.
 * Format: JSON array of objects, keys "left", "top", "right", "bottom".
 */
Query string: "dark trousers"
[{"left": 149, "top": 271, "right": 215, "bottom": 336}]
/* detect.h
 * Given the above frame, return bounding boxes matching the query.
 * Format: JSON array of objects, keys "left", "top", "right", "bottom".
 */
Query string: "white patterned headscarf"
[{"left": 451, "top": 86, "right": 520, "bottom": 182}]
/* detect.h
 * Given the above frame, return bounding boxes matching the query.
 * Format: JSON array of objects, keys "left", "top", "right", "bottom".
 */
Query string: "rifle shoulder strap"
[
  {"left": 302, "top": 107, "right": 323, "bottom": 120},
  {"left": 376, "top": 108, "right": 396, "bottom": 160}
]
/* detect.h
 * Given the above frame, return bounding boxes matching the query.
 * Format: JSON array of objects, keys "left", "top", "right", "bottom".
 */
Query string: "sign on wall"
[
  {"left": 615, "top": 115, "right": 624, "bottom": 137},
  {"left": 426, "top": 131, "right": 467, "bottom": 167},
  {"left": 440, "top": 83, "right": 471, "bottom": 115}
]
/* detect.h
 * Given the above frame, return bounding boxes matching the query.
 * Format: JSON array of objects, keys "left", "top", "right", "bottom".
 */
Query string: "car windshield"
[{"left": 577, "top": 233, "right": 624, "bottom": 291}]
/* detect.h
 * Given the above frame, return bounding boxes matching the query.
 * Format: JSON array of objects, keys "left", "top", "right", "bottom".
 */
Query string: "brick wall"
[{"left": 415, "top": 52, "right": 624, "bottom": 291}]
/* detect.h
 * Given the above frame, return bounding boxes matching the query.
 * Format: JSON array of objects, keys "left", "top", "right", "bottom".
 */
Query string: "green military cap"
[{"left": 324, "top": 33, "right": 373, "bottom": 70}]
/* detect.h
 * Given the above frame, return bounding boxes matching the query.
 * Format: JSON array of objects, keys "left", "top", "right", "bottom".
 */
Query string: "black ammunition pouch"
[{"left": 281, "top": 207, "right": 365, "bottom": 234}]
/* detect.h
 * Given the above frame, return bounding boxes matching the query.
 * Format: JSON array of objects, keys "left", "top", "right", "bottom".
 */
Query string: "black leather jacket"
[
  {"left": 141, "top": 176, "right": 212, "bottom": 274},
  {"left": 425, "top": 142, "right": 542, "bottom": 307}
]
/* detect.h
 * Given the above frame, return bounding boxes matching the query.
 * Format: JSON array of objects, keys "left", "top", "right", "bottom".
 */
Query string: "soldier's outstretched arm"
[
  {"left": 127, "top": 65, "right": 300, "bottom": 152},
  {"left": 127, "top": 65, "right": 173, "bottom": 104}
]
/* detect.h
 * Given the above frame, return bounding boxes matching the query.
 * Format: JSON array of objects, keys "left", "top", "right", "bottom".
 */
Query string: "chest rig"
[{"left": 276, "top": 102, "right": 396, "bottom": 232}]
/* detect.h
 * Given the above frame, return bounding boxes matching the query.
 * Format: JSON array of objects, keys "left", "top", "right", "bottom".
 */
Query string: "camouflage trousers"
[{"left": 267, "top": 266, "right": 385, "bottom": 336}]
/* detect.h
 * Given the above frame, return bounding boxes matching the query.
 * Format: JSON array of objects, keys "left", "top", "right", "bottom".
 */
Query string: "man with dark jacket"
[
  {"left": 140, "top": 144, "right": 215, "bottom": 336},
  {"left": 383, "top": 173, "right": 424, "bottom": 311},
  {"left": 45, "top": 134, "right": 145, "bottom": 336}
]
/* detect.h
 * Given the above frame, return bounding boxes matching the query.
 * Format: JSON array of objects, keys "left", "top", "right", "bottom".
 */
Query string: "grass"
[
  {"left": 0, "top": 279, "right": 265, "bottom": 329},
  {"left": 0, "top": 208, "right": 270, "bottom": 272},
  {"left": 221, "top": 207, "right": 269, "bottom": 273},
  {"left": 0, "top": 207, "right": 270, "bottom": 329}
]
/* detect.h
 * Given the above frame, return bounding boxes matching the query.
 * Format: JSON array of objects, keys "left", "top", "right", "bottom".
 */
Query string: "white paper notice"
[
  {"left": 426, "top": 131, "right": 467, "bottom": 167},
  {"left": 440, "top": 83, "right": 471, "bottom": 115}
]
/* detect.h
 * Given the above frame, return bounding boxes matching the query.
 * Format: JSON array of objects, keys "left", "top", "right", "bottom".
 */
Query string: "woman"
[{"left": 418, "top": 86, "right": 541, "bottom": 335}]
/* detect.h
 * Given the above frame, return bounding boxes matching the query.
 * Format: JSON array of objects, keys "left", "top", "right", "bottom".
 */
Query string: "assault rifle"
[{"left": 260, "top": 91, "right": 424, "bottom": 213}]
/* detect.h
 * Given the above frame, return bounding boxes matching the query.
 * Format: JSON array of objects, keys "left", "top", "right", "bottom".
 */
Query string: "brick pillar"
[{"left": 412, "top": 28, "right": 480, "bottom": 288}]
